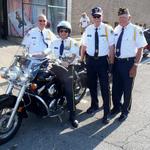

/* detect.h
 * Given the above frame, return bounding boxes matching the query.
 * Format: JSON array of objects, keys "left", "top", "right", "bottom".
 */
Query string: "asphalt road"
[{"left": 0, "top": 40, "right": 150, "bottom": 150}]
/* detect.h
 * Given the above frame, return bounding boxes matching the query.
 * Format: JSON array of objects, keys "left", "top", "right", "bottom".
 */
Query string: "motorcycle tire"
[{"left": 0, "top": 97, "right": 22, "bottom": 145}]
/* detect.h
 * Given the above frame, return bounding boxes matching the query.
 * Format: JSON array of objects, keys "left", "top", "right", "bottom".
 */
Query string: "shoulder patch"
[
  {"left": 74, "top": 42, "right": 78, "bottom": 47},
  {"left": 139, "top": 31, "right": 143, "bottom": 35},
  {"left": 110, "top": 30, "right": 114, "bottom": 34}
]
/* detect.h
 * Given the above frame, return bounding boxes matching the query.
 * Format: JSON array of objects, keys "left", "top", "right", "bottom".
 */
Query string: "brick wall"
[{"left": 71, "top": 0, "right": 150, "bottom": 35}]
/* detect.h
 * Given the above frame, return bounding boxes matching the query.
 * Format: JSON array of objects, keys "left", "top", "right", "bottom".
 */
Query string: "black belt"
[
  {"left": 115, "top": 57, "right": 135, "bottom": 62},
  {"left": 86, "top": 54, "right": 107, "bottom": 60}
]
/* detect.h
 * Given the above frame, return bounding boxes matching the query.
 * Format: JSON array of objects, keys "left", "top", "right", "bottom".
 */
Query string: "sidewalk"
[{"left": 0, "top": 39, "right": 19, "bottom": 86}]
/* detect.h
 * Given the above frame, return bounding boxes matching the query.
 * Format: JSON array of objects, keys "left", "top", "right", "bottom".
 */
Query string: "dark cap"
[
  {"left": 118, "top": 8, "right": 130, "bottom": 16},
  {"left": 91, "top": 7, "right": 103, "bottom": 16}
]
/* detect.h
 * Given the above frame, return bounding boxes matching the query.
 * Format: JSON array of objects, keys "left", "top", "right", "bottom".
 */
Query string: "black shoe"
[
  {"left": 86, "top": 106, "right": 99, "bottom": 114},
  {"left": 70, "top": 119, "right": 79, "bottom": 128},
  {"left": 102, "top": 116, "right": 110, "bottom": 125},
  {"left": 69, "top": 111, "right": 79, "bottom": 128},
  {"left": 118, "top": 114, "right": 128, "bottom": 122},
  {"left": 110, "top": 108, "right": 121, "bottom": 115}
]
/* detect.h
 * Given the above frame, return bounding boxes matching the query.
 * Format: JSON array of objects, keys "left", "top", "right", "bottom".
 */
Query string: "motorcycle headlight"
[
  {"left": 7, "top": 66, "right": 21, "bottom": 80},
  {"left": 0, "top": 67, "right": 8, "bottom": 78}
]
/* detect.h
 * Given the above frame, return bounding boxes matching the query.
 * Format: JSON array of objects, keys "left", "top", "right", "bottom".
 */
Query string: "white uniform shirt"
[
  {"left": 80, "top": 16, "right": 90, "bottom": 28},
  {"left": 114, "top": 23, "right": 147, "bottom": 58},
  {"left": 44, "top": 37, "right": 79, "bottom": 59},
  {"left": 81, "top": 23, "right": 115, "bottom": 57},
  {"left": 22, "top": 27, "right": 56, "bottom": 55}
]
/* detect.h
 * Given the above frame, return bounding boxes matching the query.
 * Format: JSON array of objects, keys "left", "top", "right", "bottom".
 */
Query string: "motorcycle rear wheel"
[{"left": 0, "top": 99, "right": 22, "bottom": 145}]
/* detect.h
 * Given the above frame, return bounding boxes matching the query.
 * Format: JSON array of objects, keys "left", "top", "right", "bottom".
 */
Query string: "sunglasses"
[
  {"left": 59, "top": 29, "right": 69, "bottom": 33},
  {"left": 38, "top": 20, "right": 46, "bottom": 22},
  {"left": 93, "top": 15, "right": 101, "bottom": 19}
]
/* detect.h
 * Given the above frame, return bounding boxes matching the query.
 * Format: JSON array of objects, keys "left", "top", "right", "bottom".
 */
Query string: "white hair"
[{"left": 37, "top": 14, "right": 47, "bottom": 21}]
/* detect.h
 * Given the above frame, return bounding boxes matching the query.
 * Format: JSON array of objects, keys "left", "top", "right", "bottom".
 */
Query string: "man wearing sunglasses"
[
  {"left": 44, "top": 21, "right": 79, "bottom": 128},
  {"left": 22, "top": 14, "right": 56, "bottom": 59},
  {"left": 80, "top": 6, "right": 115, "bottom": 124}
]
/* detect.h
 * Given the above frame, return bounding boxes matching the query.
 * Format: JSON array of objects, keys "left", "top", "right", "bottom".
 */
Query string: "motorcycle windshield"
[{"left": 22, "top": 58, "right": 47, "bottom": 80}]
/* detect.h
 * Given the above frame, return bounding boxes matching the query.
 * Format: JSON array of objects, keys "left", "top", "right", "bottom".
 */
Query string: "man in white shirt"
[
  {"left": 111, "top": 8, "right": 147, "bottom": 122},
  {"left": 22, "top": 14, "right": 56, "bottom": 59},
  {"left": 80, "top": 6, "right": 115, "bottom": 124}
]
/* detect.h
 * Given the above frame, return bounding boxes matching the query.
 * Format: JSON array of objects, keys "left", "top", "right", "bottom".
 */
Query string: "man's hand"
[
  {"left": 129, "top": 65, "right": 137, "bottom": 78},
  {"left": 61, "top": 61, "right": 69, "bottom": 68}
]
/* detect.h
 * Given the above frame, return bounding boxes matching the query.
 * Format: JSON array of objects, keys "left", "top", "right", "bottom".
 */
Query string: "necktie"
[
  {"left": 116, "top": 27, "right": 124, "bottom": 57},
  {"left": 94, "top": 28, "right": 99, "bottom": 57},
  {"left": 59, "top": 40, "right": 64, "bottom": 56},
  {"left": 41, "top": 31, "right": 48, "bottom": 48}
]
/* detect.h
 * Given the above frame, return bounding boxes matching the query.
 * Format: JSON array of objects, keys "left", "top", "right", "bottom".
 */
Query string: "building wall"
[{"left": 71, "top": 0, "right": 150, "bottom": 35}]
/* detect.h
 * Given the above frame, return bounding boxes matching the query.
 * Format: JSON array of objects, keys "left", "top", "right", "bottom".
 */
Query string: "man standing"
[
  {"left": 22, "top": 14, "right": 56, "bottom": 58},
  {"left": 80, "top": 6, "right": 115, "bottom": 124},
  {"left": 111, "top": 8, "right": 147, "bottom": 121},
  {"left": 79, "top": 12, "right": 90, "bottom": 35}
]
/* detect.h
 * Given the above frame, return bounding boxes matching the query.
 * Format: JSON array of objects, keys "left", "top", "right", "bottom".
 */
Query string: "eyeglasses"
[
  {"left": 59, "top": 29, "right": 69, "bottom": 33},
  {"left": 93, "top": 15, "right": 101, "bottom": 19},
  {"left": 38, "top": 20, "right": 46, "bottom": 22}
]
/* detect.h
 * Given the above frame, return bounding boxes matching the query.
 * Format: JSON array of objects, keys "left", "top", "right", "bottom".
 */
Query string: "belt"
[
  {"left": 86, "top": 54, "right": 107, "bottom": 60},
  {"left": 115, "top": 57, "right": 135, "bottom": 61}
]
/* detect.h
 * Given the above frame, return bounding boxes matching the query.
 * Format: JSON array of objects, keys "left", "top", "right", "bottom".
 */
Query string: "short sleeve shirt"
[
  {"left": 22, "top": 27, "right": 56, "bottom": 54},
  {"left": 114, "top": 23, "right": 147, "bottom": 58},
  {"left": 81, "top": 23, "right": 115, "bottom": 57},
  {"left": 45, "top": 37, "right": 79, "bottom": 59}
]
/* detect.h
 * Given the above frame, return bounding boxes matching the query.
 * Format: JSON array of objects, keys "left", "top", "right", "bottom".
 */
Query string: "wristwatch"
[{"left": 134, "top": 63, "right": 139, "bottom": 66}]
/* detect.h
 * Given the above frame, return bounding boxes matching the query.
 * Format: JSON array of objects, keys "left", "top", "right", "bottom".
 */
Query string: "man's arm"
[
  {"left": 80, "top": 45, "right": 86, "bottom": 62},
  {"left": 129, "top": 47, "right": 143, "bottom": 77},
  {"left": 108, "top": 44, "right": 115, "bottom": 64}
]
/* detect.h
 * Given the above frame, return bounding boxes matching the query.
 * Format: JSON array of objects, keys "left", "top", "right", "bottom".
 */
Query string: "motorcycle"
[{"left": 0, "top": 48, "right": 87, "bottom": 145}]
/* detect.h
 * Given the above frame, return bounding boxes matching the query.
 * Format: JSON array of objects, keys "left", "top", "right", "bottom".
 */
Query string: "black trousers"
[
  {"left": 86, "top": 55, "right": 110, "bottom": 116},
  {"left": 112, "top": 57, "right": 135, "bottom": 115},
  {"left": 51, "top": 64, "right": 75, "bottom": 112}
]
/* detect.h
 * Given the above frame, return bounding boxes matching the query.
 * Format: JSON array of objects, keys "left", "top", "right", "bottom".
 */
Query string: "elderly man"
[
  {"left": 22, "top": 14, "right": 56, "bottom": 58},
  {"left": 111, "top": 8, "right": 147, "bottom": 121},
  {"left": 80, "top": 6, "right": 115, "bottom": 124}
]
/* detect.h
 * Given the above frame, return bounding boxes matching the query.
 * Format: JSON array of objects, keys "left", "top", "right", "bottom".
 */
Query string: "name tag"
[
  {"left": 100, "top": 34, "right": 106, "bottom": 37},
  {"left": 32, "top": 37, "right": 36, "bottom": 39},
  {"left": 114, "top": 34, "right": 118, "bottom": 36},
  {"left": 87, "top": 34, "right": 92, "bottom": 37},
  {"left": 54, "top": 47, "right": 58, "bottom": 49}
]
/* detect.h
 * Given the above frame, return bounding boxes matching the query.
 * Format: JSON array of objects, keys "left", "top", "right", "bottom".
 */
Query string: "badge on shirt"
[
  {"left": 32, "top": 37, "right": 36, "bottom": 39},
  {"left": 114, "top": 34, "right": 118, "bottom": 36}
]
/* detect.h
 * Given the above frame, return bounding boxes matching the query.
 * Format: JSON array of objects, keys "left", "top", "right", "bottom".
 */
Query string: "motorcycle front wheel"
[{"left": 0, "top": 99, "right": 22, "bottom": 145}]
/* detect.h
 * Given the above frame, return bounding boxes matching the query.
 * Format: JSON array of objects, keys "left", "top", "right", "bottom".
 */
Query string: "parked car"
[{"left": 143, "top": 28, "right": 150, "bottom": 57}]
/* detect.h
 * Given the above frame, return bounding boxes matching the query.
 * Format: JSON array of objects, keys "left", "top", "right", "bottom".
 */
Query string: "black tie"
[
  {"left": 94, "top": 28, "right": 99, "bottom": 57},
  {"left": 41, "top": 31, "right": 48, "bottom": 48},
  {"left": 59, "top": 40, "right": 64, "bottom": 56},
  {"left": 116, "top": 27, "right": 124, "bottom": 57}
]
